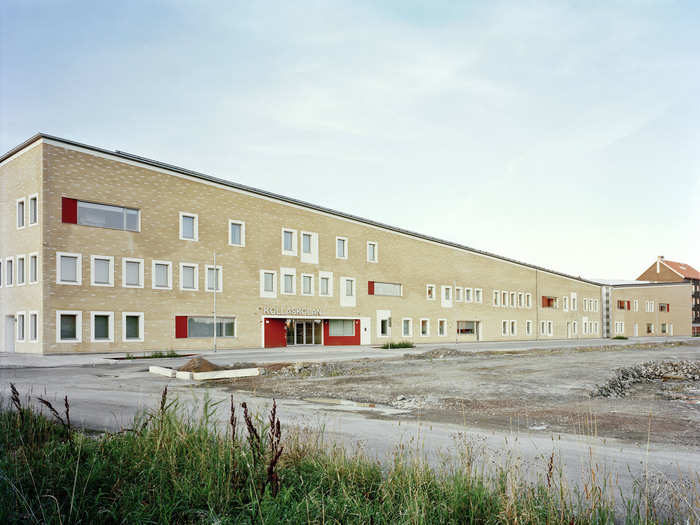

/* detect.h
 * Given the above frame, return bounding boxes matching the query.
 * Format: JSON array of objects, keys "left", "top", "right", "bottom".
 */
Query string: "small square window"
[
  {"left": 180, "top": 264, "right": 198, "bottom": 291},
  {"left": 152, "top": 261, "right": 172, "bottom": 289},
  {"left": 91, "top": 256, "right": 113, "bottom": 286},
  {"left": 91, "top": 312, "right": 114, "bottom": 342},
  {"left": 123, "top": 258, "right": 144, "bottom": 288},
  {"left": 57, "top": 311, "right": 82, "bottom": 342},
  {"left": 123, "top": 312, "right": 144, "bottom": 342},
  {"left": 229, "top": 220, "right": 245, "bottom": 246},
  {"left": 57, "top": 252, "right": 81, "bottom": 285},
  {"left": 180, "top": 213, "right": 198, "bottom": 241}
]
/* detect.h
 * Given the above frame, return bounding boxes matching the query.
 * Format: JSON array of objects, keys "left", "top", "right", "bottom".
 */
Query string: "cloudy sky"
[{"left": 2, "top": 1, "right": 698, "bottom": 279}]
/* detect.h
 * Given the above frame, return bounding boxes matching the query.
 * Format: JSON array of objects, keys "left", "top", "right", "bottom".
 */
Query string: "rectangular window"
[
  {"left": 122, "top": 258, "right": 144, "bottom": 288},
  {"left": 547, "top": 321, "right": 553, "bottom": 336},
  {"left": 29, "top": 254, "right": 38, "bottom": 283},
  {"left": 659, "top": 303, "right": 669, "bottom": 312},
  {"left": 229, "top": 220, "right": 245, "bottom": 247},
  {"left": 123, "top": 312, "right": 144, "bottom": 342},
  {"left": 91, "top": 312, "right": 114, "bottom": 342},
  {"left": 510, "top": 320, "right": 517, "bottom": 336},
  {"left": 179, "top": 212, "right": 198, "bottom": 241},
  {"left": 57, "top": 252, "right": 81, "bottom": 285},
  {"left": 16, "top": 312, "right": 25, "bottom": 341},
  {"left": 455, "top": 287, "right": 463, "bottom": 302},
  {"left": 302, "top": 233, "right": 312, "bottom": 254},
  {"left": 634, "top": 300, "right": 638, "bottom": 312},
  {"left": 28, "top": 195, "right": 38, "bottom": 225},
  {"left": 661, "top": 323, "right": 667, "bottom": 334},
  {"left": 152, "top": 260, "right": 172, "bottom": 289},
  {"left": 329, "top": 319, "right": 355, "bottom": 337},
  {"left": 502, "top": 320, "right": 508, "bottom": 336},
  {"left": 0, "top": 261, "right": 3, "bottom": 287},
  {"left": 402, "top": 318, "right": 412, "bottom": 337},
  {"left": 420, "top": 319, "right": 430, "bottom": 336},
  {"left": 646, "top": 323, "right": 654, "bottom": 335},
  {"left": 542, "top": 296, "right": 556, "bottom": 308},
  {"left": 510, "top": 292, "right": 516, "bottom": 308},
  {"left": 572, "top": 321, "right": 578, "bottom": 335},
  {"left": 57, "top": 311, "right": 82, "bottom": 342},
  {"left": 78, "top": 200, "right": 139, "bottom": 231},
  {"left": 345, "top": 278, "right": 354, "bottom": 297},
  {"left": 426, "top": 284, "right": 436, "bottom": 300},
  {"left": 374, "top": 282, "right": 402, "bottom": 296},
  {"left": 29, "top": 312, "right": 38, "bottom": 342},
  {"left": 502, "top": 291, "right": 508, "bottom": 307},
  {"left": 457, "top": 321, "right": 475, "bottom": 335},
  {"left": 187, "top": 316, "right": 236, "bottom": 338},
  {"left": 563, "top": 296, "right": 569, "bottom": 311},
  {"left": 526, "top": 320, "right": 532, "bottom": 336},
  {"left": 380, "top": 318, "right": 389, "bottom": 337},
  {"left": 438, "top": 319, "right": 447, "bottom": 336},
  {"left": 541, "top": 321, "right": 547, "bottom": 335},
  {"left": 525, "top": 293, "right": 532, "bottom": 308},
  {"left": 319, "top": 271, "right": 333, "bottom": 297},
  {"left": 464, "top": 288, "right": 473, "bottom": 302},
  {"left": 206, "top": 265, "right": 223, "bottom": 292},
  {"left": 367, "top": 241, "right": 377, "bottom": 262},
  {"left": 260, "top": 270, "right": 277, "bottom": 298},
  {"left": 6, "top": 258, "right": 13, "bottom": 286},
  {"left": 571, "top": 293, "right": 577, "bottom": 311},
  {"left": 617, "top": 300, "right": 626, "bottom": 310},
  {"left": 281, "top": 268, "right": 296, "bottom": 295},
  {"left": 336, "top": 237, "right": 348, "bottom": 259},
  {"left": 17, "top": 198, "right": 25, "bottom": 229},
  {"left": 517, "top": 293, "right": 524, "bottom": 308},
  {"left": 300, "top": 231, "right": 319, "bottom": 264},
  {"left": 301, "top": 274, "right": 314, "bottom": 295},
  {"left": 493, "top": 290, "right": 500, "bottom": 306},
  {"left": 16, "top": 255, "right": 25, "bottom": 285},
  {"left": 91, "top": 255, "right": 113, "bottom": 286},
  {"left": 282, "top": 228, "right": 297, "bottom": 255},
  {"left": 475, "top": 289, "right": 483, "bottom": 303},
  {"left": 180, "top": 263, "right": 198, "bottom": 291}
]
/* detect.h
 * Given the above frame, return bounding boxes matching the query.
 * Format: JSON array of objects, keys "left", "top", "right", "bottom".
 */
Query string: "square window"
[
  {"left": 180, "top": 264, "right": 198, "bottom": 290},
  {"left": 336, "top": 237, "right": 348, "bottom": 259},
  {"left": 229, "top": 220, "right": 245, "bottom": 246},
  {"left": 180, "top": 213, "right": 198, "bottom": 241},
  {"left": 206, "top": 265, "right": 222, "bottom": 292},
  {"left": 57, "top": 252, "right": 81, "bottom": 285},
  {"left": 123, "top": 258, "right": 144, "bottom": 288},
  {"left": 123, "top": 312, "right": 144, "bottom": 341},
  {"left": 91, "top": 256, "right": 113, "bottom": 286},
  {"left": 57, "top": 311, "right": 82, "bottom": 342},
  {"left": 29, "top": 195, "right": 38, "bottom": 225},
  {"left": 152, "top": 261, "right": 172, "bottom": 289},
  {"left": 367, "top": 242, "right": 377, "bottom": 262},
  {"left": 91, "top": 312, "right": 113, "bottom": 342}
]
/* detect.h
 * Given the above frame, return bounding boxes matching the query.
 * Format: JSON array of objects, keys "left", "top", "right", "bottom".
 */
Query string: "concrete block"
[
  {"left": 191, "top": 368, "right": 260, "bottom": 381},
  {"left": 175, "top": 371, "right": 194, "bottom": 380},
  {"left": 149, "top": 366, "right": 175, "bottom": 378}
]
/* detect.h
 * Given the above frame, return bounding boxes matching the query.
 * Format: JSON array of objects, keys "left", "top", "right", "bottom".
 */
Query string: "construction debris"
[{"left": 591, "top": 360, "right": 700, "bottom": 398}]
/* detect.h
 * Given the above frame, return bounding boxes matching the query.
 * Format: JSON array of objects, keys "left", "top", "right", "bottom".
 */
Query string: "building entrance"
[{"left": 286, "top": 319, "right": 322, "bottom": 345}]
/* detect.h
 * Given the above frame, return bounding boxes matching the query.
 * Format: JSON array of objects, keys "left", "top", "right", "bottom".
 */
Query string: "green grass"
[
  {"left": 381, "top": 341, "right": 415, "bottom": 349},
  {"left": 124, "top": 350, "right": 182, "bottom": 359},
  {"left": 0, "top": 383, "right": 685, "bottom": 524},
  {"left": 612, "top": 336, "right": 629, "bottom": 340}
]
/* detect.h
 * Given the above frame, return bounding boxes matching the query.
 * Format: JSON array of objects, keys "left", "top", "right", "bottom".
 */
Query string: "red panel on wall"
[
  {"left": 62, "top": 197, "right": 78, "bottom": 224},
  {"left": 264, "top": 318, "right": 287, "bottom": 348},
  {"left": 541, "top": 296, "right": 547, "bottom": 307},
  {"left": 175, "top": 316, "right": 188, "bottom": 338},
  {"left": 667, "top": 304, "right": 670, "bottom": 312},
  {"left": 368, "top": 281, "right": 375, "bottom": 295},
  {"left": 627, "top": 301, "right": 631, "bottom": 310},
  {"left": 323, "top": 319, "right": 361, "bottom": 346}
]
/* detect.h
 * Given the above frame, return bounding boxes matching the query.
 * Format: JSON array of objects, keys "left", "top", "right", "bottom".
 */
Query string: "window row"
[
  {"left": 426, "top": 284, "right": 483, "bottom": 304},
  {"left": 16, "top": 194, "right": 39, "bottom": 229},
  {"left": 501, "top": 320, "right": 535, "bottom": 337},
  {"left": 582, "top": 298, "right": 599, "bottom": 312},
  {"left": 281, "top": 227, "right": 378, "bottom": 264},
  {"left": 259, "top": 269, "right": 356, "bottom": 305},
  {"left": 492, "top": 290, "right": 533, "bottom": 309},
  {"left": 1, "top": 254, "right": 39, "bottom": 287},
  {"left": 56, "top": 253, "right": 222, "bottom": 291},
  {"left": 55, "top": 311, "right": 145, "bottom": 343},
  {"left": 13, "top": 311, "right": 39, "bottom": 343},
  {"left": 540, "top": 293, "right": 580, "bottom": 311}
]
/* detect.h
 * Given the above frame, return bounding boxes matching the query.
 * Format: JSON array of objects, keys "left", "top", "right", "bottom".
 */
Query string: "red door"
[{"left": 264, "top": 318, "right": 287, "bottom": 348}]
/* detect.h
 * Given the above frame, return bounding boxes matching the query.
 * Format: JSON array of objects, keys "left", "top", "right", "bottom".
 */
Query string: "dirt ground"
[{"left": 225, "top": 341, "right": 700, "bottom": 446}]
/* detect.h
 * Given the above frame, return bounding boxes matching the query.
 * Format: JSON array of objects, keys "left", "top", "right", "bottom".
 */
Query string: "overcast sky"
[{"left": 2, "top": 1, "right": 698, "bottom": 279}]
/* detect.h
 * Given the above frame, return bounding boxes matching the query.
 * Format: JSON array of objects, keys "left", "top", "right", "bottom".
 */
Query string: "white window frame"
[
  {"left": 563, "top": 296, "right": 569, "bottom": 312},
  {"left": 151, "top": 260, "right": 173, "bottom": 290},
  {"left": 5, "top": 257, "right": 13, "bottom": 287},
  {"left": 510, "top": 320, "right": 517, "bottom": 336},
  {"left": 441, "top": 285, "right": 453, "bottom": 308},
  {"left": 540, "top": 320, "right": 547, "bottom": 336},
  {"left": 29, "top": 311, "right": 39, "bottom": 342},
  {"left": 464, "top": 287, "right": 473, "bottom": 303},
  {"left": 366, "top": 241, "right": 378, "bottom": 263},
  {"left": 525, "top": 293, "right": 532, "bottom": 308},
  {"left": 572, "top": 321, "right": 578, "bottom": 335},
  {"left": 90, "top": 311, "right": 114, "bottom": 343},
  {"left": 28, "top": 252, "right": 39, "bottom": 284},
  {"left": 438, "top": 318, "right": 447, "bottom": 336},
  {"left": 280, "top": 267, "right": 296, "bottom": 295},
  {"left": 0, "top": 260, "right": 3, "bottom": 288},
  {"left": 402, "top": 317, "right": 413, "bottom": 337},
  {"left": 205, "top": 265, "right": 223, "bottom": 292},
  {"left": 318, "top": 271, "right": 333, "bottom": 297},
  {"left": 426, "top": 284, "right": 436, "bottom": 300},
  {"left": 16, "top": 311, "right": 26, "bottom": 342},
  {"left": 547, "top": 320, "right": 553, "bottom": 336},
  {"left": 179, "top": 212, "right": 199, "bottom": 241},
  {"left": 56, "top": 252, "right": 82, "bottom": 286},
  {"left": 90, "top": 255, "right": 114, "bottom": 287},
  {"left": 301, "top": 273, "right": 314, "bottom": 296},
  {"left": 122, "top": 312, "right": 145, "bottom": 342},
  {"left": 455, "top": 287, "right": 463, "bottom": 302},
  {"left": 510, "top": 292, "right": 516, "bottom": 309},
  {"left": 340, "top": 276, "right": 356, "bottom": 307},
  {"left": 300, "top": 231, "right": 319, "bottom": 264},
  {"left": 56, "top": 310, "right": 82, "bottom": 343},
  {"left": 16, "top": 255, "right": 26, "bottom": 286},
  {"left": 475, "top": 288, "right": 483, "bottom": 303},
  {"left": 493, "top": 290, "right": 500, "bottom": 307},
  {"left": 228, "top": 220, "right": 246, "bottom": 247},
  {"left": 419, "top": 318, "right": 430, "bottom": 337},
  {"left": 633, "top": 299, "right": 638, "bottom": 312},
  {"left": 502, "top": 320, "right": 509, "bottom": 336},
  {"left": 526, "top": 320, "right": 532, "bottom": 336},
  {"left": 28, "top": 194, "right": 38, "bottom": 226},
  {"left": 260, "top": 269, "right": 277, "bottom": 298},
  {"left": 122, "top": 257, "right": 144, "bottom": 288},
  {"left": 517, "top": 292, "right": 524, "bottom": 308},
  {"left": 570, "top": 292, "right": 577, "bottom": 311},
  {"left": 179, "top": 263, "right": 199, "bottom": 291},
  {"left": 282, "top": 228, "right": 298, "bottom": 256},
  {"left": 16, "top": 197, "right": 26, "bottom": 229},
  {"left": 335, "top": 236, "right": 348, "bottom": 260},
  {"left": 502, "top": 291, "right": 509, "bottom": 308}
]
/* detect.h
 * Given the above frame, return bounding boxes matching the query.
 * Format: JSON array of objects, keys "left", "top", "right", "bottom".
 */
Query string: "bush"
[
  {"left": 381, "top": 341, "right": 415, "bottom": 349},
  {"left": 612, "top": 336, "right": 629, "bottom": 340}
]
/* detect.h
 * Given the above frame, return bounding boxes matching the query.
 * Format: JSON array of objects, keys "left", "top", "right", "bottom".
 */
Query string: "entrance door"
[
  {"left": 669, "top": 323, "right": 673, "bottom": 336},
  {"left": 291, "top": 320, "right": 322, "bottom": 345},
  {"left": 5, "top": 316, "right": 15, "bottom": 353},
  {"left": 360, "top": 317, "right": 371, "bottom": 345},
  {"left": 633, "top": 324, "right": 638, "bottom": 337}
]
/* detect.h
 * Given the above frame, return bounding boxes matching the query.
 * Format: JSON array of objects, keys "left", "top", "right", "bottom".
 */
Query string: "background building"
[
  {"left": 0, "top": 134, "right": 692, "bottom": 354},
  {"left": 637, "top": 256, "right": 700, "bottom": 336}
]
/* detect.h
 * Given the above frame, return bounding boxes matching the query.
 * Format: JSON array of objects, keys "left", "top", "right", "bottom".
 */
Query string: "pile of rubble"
[
  {"left": 591, "top": 360, "right": 700, "bottom": 398},
  {"left": 269, "top": 361, "right": 364, "bottom": 378}
]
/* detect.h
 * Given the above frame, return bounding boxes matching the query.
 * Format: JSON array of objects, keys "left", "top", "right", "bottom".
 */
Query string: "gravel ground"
[{"left": 226, "top": 340, "right": 700, "bottom": 446}]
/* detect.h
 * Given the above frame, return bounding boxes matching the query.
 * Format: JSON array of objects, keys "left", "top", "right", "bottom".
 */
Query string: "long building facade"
[{"left": 0, "top": 134, "right": 692, "bottom": 354}]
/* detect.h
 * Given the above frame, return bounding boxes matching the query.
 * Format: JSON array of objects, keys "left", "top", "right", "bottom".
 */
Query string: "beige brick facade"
[
  {"left": 0, "top": 135, "right": 692, "bottom": 354},
  {"left": 610, "top": 284, "right": 692, "bottom": 338}
]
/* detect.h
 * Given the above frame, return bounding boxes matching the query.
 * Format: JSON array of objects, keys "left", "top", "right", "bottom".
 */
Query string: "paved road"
[{"left": 1, "top": 337, "right": 698, "bottom": 520}]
